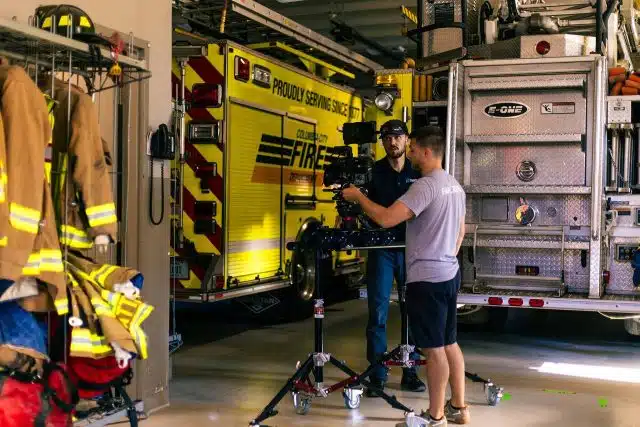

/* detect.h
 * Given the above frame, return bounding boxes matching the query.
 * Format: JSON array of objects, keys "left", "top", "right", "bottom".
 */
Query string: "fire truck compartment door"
[
  {"left": 465, "top": 71, "right": 589, "bottom": 187},
  {"left": 227, "top": 101, "right": 284, "bottom": 282}
]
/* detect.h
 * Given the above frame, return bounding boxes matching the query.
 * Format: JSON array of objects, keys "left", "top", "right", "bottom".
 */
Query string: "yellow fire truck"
[{"left": 169, "top": 34, "right": 378, "bottom": 306}]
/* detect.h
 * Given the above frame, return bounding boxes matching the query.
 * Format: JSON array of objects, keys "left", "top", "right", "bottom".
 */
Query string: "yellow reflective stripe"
[
  {"left": 114, "top": 298, "right": 137, "bottom": 328},
  {"left": 70, "top": 329, "right": 112, "bottom": 356},
  {"left": 54, "top": 298, "right": 69, "bottom": 315},
  {"left": 59, "top": 225, "right": 93, "bottom": 248},
  {"left": 0, "top": 236, "right": 6, "bottom": 247},
  {"left": 90, "top": 297, "right": 115, "bottom": 318},
  {"left": 9, "top": 203, "right": 41, "bottom": 234},
  {"left": 21, "top": 252, "right": 41, "bottom": 275},
  {"left": 85, "top": 203, "right": 117, "bottom": 227},
  {"left": 129, "top": 303, "right": 153, "bottom": 359},
  {"left": 44, "top": 162, "right": 52, "bottom": 184},
  {"left": 67, "top": 272, "right": 80, "bottom": 288},
  {"left": 90, "top": 265, "right": 118, "bottom": 286},
  {"left": 0, "top": 160, "right": 6, "bottom": 203},
  {"left": 39, "top": 248, "right": 63, "bottom": 272}
]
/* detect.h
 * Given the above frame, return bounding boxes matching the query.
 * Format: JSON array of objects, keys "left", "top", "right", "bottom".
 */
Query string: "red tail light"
[
  {"left": 508, "top": 298, "right": 524, "bottom": 307},
  {"left": 488, "top": 297, "right": 503, "bottom": 305},
  {"left": 536, "top": 40, "right": 551, "bottom": 55},
  {"left": 191, "top": 83, "right": 222, "bottom": 108},
  {"left": 235, "top": 56, "right": 250, "bottom": 82},
  {"left": 529, "top": 299, "right": 545, "bottom": 308}
]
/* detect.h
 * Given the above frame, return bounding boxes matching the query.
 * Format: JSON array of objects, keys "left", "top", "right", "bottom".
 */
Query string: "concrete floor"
[{"left": 144, "top": 299, "right": 640, "bottom": 427}]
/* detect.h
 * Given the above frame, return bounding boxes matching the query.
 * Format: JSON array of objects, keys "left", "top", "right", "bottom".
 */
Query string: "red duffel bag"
[
  {"left": 0, "top": 361, "right": 78, "bottom": 427},
  {"left": 66, "top": 356, "right": 130, "bottom": 399}
]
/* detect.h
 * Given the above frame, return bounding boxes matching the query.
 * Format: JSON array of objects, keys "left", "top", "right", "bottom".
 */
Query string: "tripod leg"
[
  {"left": 249, "top": 356, "right": 315, "bottom": 426},
  {"left": 329, "top": 356, "right": 414, "bottom": 413},
  {"left": 355, "top": 346, "right": 405, "bottom": 383}
]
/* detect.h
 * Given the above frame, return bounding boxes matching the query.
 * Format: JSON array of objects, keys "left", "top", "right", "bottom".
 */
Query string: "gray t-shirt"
[{"left": 398, "top": 169, "right": 466, "bottom": 283}]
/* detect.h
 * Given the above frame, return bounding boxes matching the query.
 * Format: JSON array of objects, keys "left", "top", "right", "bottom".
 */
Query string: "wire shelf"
[{"left": 0, "top": 17, "right": 150, "bottom": 74}]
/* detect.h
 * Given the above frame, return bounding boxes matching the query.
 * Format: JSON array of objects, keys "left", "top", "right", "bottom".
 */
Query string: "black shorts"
[{"left": 406, "top": 270, "right": 461, "bottom": 349}]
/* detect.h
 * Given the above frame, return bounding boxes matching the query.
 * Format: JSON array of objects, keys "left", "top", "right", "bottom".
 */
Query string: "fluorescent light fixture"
[
  {"left": 530, "top": 362, "right": 640, "bottom": 384},
  {"left": 275, "top": 0, "right": 307, "bottom": 3}
]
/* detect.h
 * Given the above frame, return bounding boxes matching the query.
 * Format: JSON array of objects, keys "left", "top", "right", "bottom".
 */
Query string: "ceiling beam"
[{"left": 262, "top": 0, "right": 406, "bottom": 18}]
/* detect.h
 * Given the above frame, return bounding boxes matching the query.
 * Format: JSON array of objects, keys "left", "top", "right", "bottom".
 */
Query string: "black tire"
[
  {"left": 280, "top": 218, "right": 333, "bottom": 321},
  {"left": 485, "top": 307, "right": 509, "bottom": 332}
]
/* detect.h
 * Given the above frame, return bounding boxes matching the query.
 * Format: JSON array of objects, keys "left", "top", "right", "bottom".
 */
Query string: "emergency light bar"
[{"left": 235, "top": 56, "right": 250, "bottom": 81}]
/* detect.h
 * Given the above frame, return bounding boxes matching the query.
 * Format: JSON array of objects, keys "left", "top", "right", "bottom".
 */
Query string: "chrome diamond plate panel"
[
  {"left": 475, "top": 248, "right": 589, "bottom": 292},
  {"left": 466, "top": 195, "right": 591, "bottom": 226},
  {"left": 608, "top": 236, "right": 640, "bottom": 294},
  {"left": 469, "top": 80, "right": 587, "bottom": 136},
  {"left": 470, "top": 146, "right": 586, "bottom": 186}
]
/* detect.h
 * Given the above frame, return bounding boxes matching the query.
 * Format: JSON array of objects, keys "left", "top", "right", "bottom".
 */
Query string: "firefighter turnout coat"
[
  {"left": 44, "top": 79, "right": 117, "bottom": 250},
  {"left": 0, "top": 65, "right": 67, "bottom": 315}
]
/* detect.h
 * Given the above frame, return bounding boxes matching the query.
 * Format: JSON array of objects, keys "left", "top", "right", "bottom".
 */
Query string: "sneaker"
[
  {"left": 401, "top": 370, "right": 426, "bottom": 392},
  {"left": 445, "top": 400, "right": 471, "bottom": 424},
  {"left": 365, "top": 378, "right": 385, "bottom": 398},
  {"left": 395, "top": 412, "right": 447, "bottom": 427}
]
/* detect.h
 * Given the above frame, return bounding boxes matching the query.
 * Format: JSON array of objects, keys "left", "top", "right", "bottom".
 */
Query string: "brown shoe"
[{"left": 445, "top": 400, "right": 470, "bottom": 424}]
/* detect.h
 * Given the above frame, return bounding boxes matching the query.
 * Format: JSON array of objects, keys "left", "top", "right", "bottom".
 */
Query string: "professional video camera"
[
  {"left": 322, "top": 121, "right": 376, "bottom": 228},
  {"left": 295, "top": 121, "right": 400, "bottom": 251}
]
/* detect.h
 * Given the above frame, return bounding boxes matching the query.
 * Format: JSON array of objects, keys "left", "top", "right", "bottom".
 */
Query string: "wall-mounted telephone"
[
  {"left": 148, "top": 124, "right": 175, "bottom": 226},
  {"left": 149, "top": 123, "right": 176, "bottom": 160}
]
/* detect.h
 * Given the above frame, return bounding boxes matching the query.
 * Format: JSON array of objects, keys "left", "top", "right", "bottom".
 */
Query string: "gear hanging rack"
[
  {"left": 0, "top": 12, "right": 152, "bottom": 427},
  {"left": 0, "top": 16, "right": 151, "bottom": 93}
]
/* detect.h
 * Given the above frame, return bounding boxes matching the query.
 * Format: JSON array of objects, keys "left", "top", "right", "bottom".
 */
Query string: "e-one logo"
[{"left": 484, "top": 102, "right": 529, "bottom": 118}]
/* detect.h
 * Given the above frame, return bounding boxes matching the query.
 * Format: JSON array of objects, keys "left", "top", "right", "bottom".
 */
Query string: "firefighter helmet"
[{"left": 34, "top": 5, "right": 110, "bottom": 45}]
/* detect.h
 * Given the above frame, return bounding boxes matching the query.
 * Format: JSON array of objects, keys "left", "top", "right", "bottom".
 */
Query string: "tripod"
[
  {"left": 249, "top": 246, "right": 430, "bottom": 427},
  {"left": 355, "top": 280, "right": 505, "bottom": 407}
]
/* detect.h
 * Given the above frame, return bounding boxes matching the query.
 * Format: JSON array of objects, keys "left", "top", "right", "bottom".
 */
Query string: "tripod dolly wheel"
[
  {"left": 485, "top": 382, "right": 504, "bottom": 406},
  {"left": 291, "top": 391, "right": 312, "bottom": 415},
  {"left": 342, "top": 387, "right": 363, "bottom": 409}
]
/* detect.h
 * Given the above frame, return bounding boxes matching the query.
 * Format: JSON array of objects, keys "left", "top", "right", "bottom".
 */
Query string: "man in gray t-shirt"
[{"left": 342, "top": 126, "right": 469, "bottom": 426}]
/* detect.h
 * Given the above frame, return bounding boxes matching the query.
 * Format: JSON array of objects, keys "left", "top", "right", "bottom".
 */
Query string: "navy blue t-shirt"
[{"left": 366, "top": 157, "right": 420, "bottom": 242}]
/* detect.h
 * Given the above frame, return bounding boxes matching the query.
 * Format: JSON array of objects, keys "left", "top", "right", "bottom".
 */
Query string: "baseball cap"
[{"left": 379, "top": 119, "right": 408, "bottom": 139}]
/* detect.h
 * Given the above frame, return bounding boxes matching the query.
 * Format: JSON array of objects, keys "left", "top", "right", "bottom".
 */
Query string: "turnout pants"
[{"left": 366, "top": 249, "right": 420, "bottom": 381}]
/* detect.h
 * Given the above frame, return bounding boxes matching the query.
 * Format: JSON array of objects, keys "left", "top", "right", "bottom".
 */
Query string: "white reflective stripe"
[
  {"left": 86, "top": 203, "right": 116, "bottom": 219},
  {"left": 9, "top": 204, "right": 41, "bottom": 234},
  {"left": 59, "top": 226, "right": 93, "bottom": 248},
  {"left": 44, "top": 145, "right": 53, "bottom": 162},
  {"left": 39, "top": 249, "right": 63, "bottom": 272}
]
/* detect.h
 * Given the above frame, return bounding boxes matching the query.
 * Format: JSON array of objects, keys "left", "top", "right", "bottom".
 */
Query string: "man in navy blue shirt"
[{"left": 363, "top": 119, "right": 425, "bottom": 397}]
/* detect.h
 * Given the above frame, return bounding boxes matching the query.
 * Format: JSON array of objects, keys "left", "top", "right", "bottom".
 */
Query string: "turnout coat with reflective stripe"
[
  {"left": 44, "top": 80, "right": 117, "bottom": 249},
  {"left": 0, "top": 66, "right": 67, "bottom": 315}
]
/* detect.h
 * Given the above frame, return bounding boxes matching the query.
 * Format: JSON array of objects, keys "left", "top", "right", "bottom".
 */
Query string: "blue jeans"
[{"left": 366, "top": 249, "right": 420, "bottom": 381}]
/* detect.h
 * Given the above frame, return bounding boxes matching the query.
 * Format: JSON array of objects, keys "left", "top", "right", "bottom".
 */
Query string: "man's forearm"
[{"left": 357, "top": 194, "right": 389, "bottom": 227}]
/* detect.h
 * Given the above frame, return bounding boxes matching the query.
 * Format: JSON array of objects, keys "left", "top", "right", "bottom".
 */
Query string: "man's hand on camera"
[{"left": 341, "top": 184, "right": 363, "bottom": 203}]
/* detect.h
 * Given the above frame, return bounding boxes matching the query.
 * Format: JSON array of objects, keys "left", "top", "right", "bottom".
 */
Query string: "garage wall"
[{"left": 0, "top": 1, "right": 172, "bottom": 413}]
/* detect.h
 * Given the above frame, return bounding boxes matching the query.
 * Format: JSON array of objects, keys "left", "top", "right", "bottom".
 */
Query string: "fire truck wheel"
[
  {"left": 485, "top": 307, "right": 509, "bottom": 332},
  {"left": 624, "top": 317, "right": 640, "bottom": 337}
]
